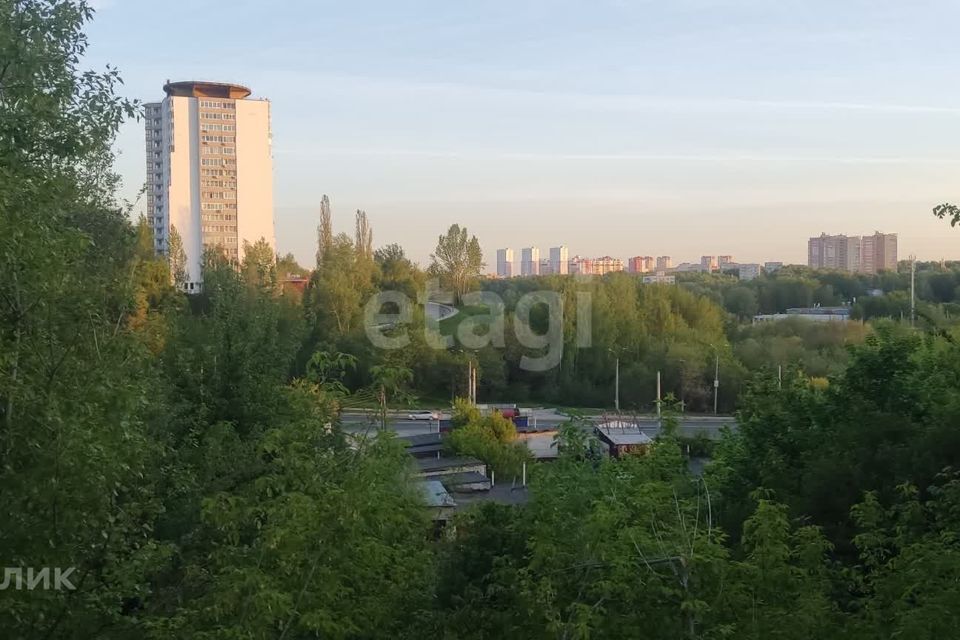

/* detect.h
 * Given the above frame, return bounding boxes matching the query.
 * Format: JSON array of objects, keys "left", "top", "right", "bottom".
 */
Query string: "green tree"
[
  {"left": 168, "top": 223, "right": 187, "bottom": 288},
  {"left": 355, "top": 208, "right": 374, "bottom": 259},
  {"left": 306, "top": 234, "right": 366, "bottom": 335},
  {"left": 316, "top": 193, "right": 333, "bottom": 266},
  {"left": 849, "top": 478, "right": 960, "bottom": 639},
  {"left": 376, "top": 243, "right": 424, "bottom": 299},
  {"left": 724, "top": 285, "right": 760, "bottom": 320},
  {"left": 276, "top": 251, "right": 308, "bottom": 278},
  {"left": 719, "top": 494, "right": 838, "bottom": 639},
  {"left": 429, "top": 223, "right": 484, "bottom": 303},
  {"left": 306, "top": 350, "right": 358, "bottom": 396},
  {"left": 447, "top": 408, "right": 531, "bottom": 478},
  {"left": 0, "top": 2, "right": 161, "bottom": 636},
  {"left": 240, "top": 237, "right": 278, "bottom": 292}
]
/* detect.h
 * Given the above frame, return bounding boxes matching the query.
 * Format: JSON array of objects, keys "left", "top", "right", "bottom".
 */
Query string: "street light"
[
  {"left": 708, "top": 344, "right": 720, "bottom": 415},
  {"left": 608, "top": 348, "right": 620, "bottom": 413}
]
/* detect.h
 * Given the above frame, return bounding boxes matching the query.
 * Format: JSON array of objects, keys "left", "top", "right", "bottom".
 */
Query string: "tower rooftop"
[{"left": 162, "top": 80, "right": 252, "bottom": 99}]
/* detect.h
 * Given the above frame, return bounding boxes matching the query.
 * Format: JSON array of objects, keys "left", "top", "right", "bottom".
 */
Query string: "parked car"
[{"left": 408, "top": 410, "right": 440, "bottom": 421}]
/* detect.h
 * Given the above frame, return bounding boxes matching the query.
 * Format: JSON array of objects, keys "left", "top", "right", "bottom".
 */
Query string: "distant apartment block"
[
  {"left": 642, "top": 271, "right": 676, "bottom": 284},
  {"left": 628, "top": 256, "right": 655, "bottom": 273},
  {"left": 656, "top": 256, "right": 673, "bottom": 271},
  {"left": 700, "top": 255, "right": 719, "bottom": 272},
  {"left": 496, "top": 248, "right": 514, "bottom": 278},
  {"left": 739, "top": 263, "right": 761, "bottom": 281},
  {"left": 808, "top": 233, "right": 859, "bottom": 271},
  {"left": 539, "top": 258, "right": 553, "bottom": 275},
  {"left": 521, "top": 247, "right": 540, "bottom": 276},
  {"left": 861, "top": 232, "right": 898, "bottom": 274},
  {"left": 718, "top": 255, "right": 735, "bottom": 268},
  {"left": 549, "top": 246, "right": 569, "bottom": 275},
  {"left": 764, "top": 261, "right": 784, "bottom": 273},
  {"left": 569, "top": 255, "right": 594, "bottom": 276},
  {"left": 145, "top": 80, "right": 275, "bottom": 291},
  {"left": 808, "top": 231, "right": 897, "bottom": 274},
  {"left": 593, "top": 256, "right": 624, "bottom": 276}
]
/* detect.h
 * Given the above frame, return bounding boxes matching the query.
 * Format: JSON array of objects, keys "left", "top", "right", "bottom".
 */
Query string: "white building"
[
  {"left": 642, "top": 271, "right": 676, "bottom": 284},
  {"left": 521, "top": 247, "right": 540, "bottom": 276},
  {"left": 496, "top": 248, "right": 514, "bottom": 278},
  {"left": 754, "top": 307, "right": 852, "bottom": 323},
  {"left": 145, "top": 80, "right": 275, "bottom": 292},
  {"left": 738, "top": 263, "right": 761, "bottom": 281},
  {"left": 549, "top": 245, "right": 569, "bottom": 275}
]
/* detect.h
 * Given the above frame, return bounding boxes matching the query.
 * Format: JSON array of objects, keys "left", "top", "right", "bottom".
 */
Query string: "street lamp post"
[
  {"left": 713, "top": 351, "right": 720, "bottom": 415},
  {"left": 608, "top": 348, "right": 620, "bottom": 413}
]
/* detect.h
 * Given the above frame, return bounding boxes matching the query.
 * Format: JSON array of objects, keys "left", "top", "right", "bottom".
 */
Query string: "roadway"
[{"left": 340, "top": 408, "right": 737, "bottom": 440}]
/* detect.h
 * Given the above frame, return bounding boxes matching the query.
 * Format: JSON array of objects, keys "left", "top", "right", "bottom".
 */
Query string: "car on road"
[{"left": 408, "top": 410, "right": 440, "bottom": 421}]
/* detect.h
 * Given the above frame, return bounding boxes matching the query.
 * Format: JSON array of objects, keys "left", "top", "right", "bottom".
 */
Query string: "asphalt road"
[{"left": 341, "top": 409, "right": 737, "bottom": 440}]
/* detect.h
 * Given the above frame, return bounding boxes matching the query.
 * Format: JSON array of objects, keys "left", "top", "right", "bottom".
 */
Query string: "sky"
[{"left": 85, "top": 0, "right": 960, "bottom": 268}]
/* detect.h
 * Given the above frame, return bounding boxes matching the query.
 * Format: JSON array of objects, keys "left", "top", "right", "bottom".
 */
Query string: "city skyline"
[
  {"left": 492, "top": 247, "right": 762, "bottom": 276},
  {"left": 82, "top": 1, "right": 960, "bottom": 269}
]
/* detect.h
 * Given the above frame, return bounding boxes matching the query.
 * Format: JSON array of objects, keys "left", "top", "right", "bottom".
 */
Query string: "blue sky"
[{"left": 87, "top": 0, "right": 960, "bottom": 267}]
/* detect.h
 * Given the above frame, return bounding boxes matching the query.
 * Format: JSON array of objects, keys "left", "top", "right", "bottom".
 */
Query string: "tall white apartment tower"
[
  {"left": 496, "top": 248, "right": 514, "bottom": 278},
  {"left": 521, "top": 247, "right": 540, "bottom": 276},
  {"left": 145, "top": 80, "right": 275, "bottom": 292},
  {"left": 549, "top": 246, "right": 569, "bottom": 275}
]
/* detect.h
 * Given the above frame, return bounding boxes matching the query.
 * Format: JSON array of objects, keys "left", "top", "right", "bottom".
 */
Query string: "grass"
[{"left": 438, "top": 305, "right": 496, "bottom": 337}]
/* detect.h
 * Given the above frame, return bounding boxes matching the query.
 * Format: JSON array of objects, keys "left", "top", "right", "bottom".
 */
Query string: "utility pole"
[
  {"left": 379, "top": 385, "right": 386, "bottom": 431},
  {"left": 713, "top": 353, "right": 720, "bottom": 415},
  {"left": 472, "top": 363, "right": 477, "bottom": 404},
  {"left": 656, "top": 370, "right": 662, "bottom": 419},
  {"left": 777, "top": 364, "right": 782, "bottom": 390},
  {"left": 466, "top": 360, "right": 474, "bottom": 404},
  {"left": 608, "top": 348, "right": 621, "bottom": 413}
]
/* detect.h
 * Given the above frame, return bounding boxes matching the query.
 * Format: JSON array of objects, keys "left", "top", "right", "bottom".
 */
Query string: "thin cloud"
[
  {"left": 263, "top": 70, "right": 960, "bottom": 116},
  {"left": 275, "top": 146, "right": 960, "bottom": 165}
]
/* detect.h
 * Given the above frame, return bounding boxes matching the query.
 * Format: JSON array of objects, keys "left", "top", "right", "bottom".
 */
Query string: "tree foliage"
[
  {"left": 430, "top": 223, "right": 484, "bottom": 303},
  {"left": 5, "top": 7, "right": 960, "bottom": 638}
]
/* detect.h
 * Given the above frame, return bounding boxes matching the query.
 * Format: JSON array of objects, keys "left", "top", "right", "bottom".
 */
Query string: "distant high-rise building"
[
  {"left": 656, "top": 256, "right": 673, "bottom": 271},
  {"left": 539, "top": 258, "right": 553, "bottom": 275},
  {"left": 700, "top": 256, "right": 719, "bottom": 272},
  {"left": 594, "top": 256, "right": 624, "bottom": 276},
  {"left": 718, "top": 255, "right": 735, "bottom": 268},
  {"left": 569, "top": 255, "right": 594, "bottom": 276},
  {"left": 496, "top": 248, "right": 514, "bottom": 278},
  {"left": 521, "top": 247, "right": 540, "bottom": 276},
  {"left": 809, "top": 232, "right": 896, "bottom": 274},
  {"left": 739, "top": 264, "right": 761, "bottom": 281},
  {"left": 861, "top": 232, "right": 898, "bottom": 274},
  {"left": 846, "top": 236, "right": 862, "bottom": 273},
  {"left": 549, "top": 246, "right": 569, "bottom": 275},
  {"left": 628, "top": 256, "right": 655, "bottom": 273},
  {"left": 808, "top": 233, "right": 855, "bottom": 271},
  {"left": 145, "top": 80, "right": 274, "bottom": 292}
]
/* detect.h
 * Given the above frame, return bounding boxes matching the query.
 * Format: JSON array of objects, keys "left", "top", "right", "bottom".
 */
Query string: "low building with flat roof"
[
  {"left": 398, "top": 432, "right": 444, "bottom": 459},
  {"left": 415, "top": 456, "right": 486, "bottom": 478},
  {"left": 754, "top": 306, "right": 852, "bottom": 323},
  {"left": 594, "top": 422, "right": 655, "bottom": 458}
]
